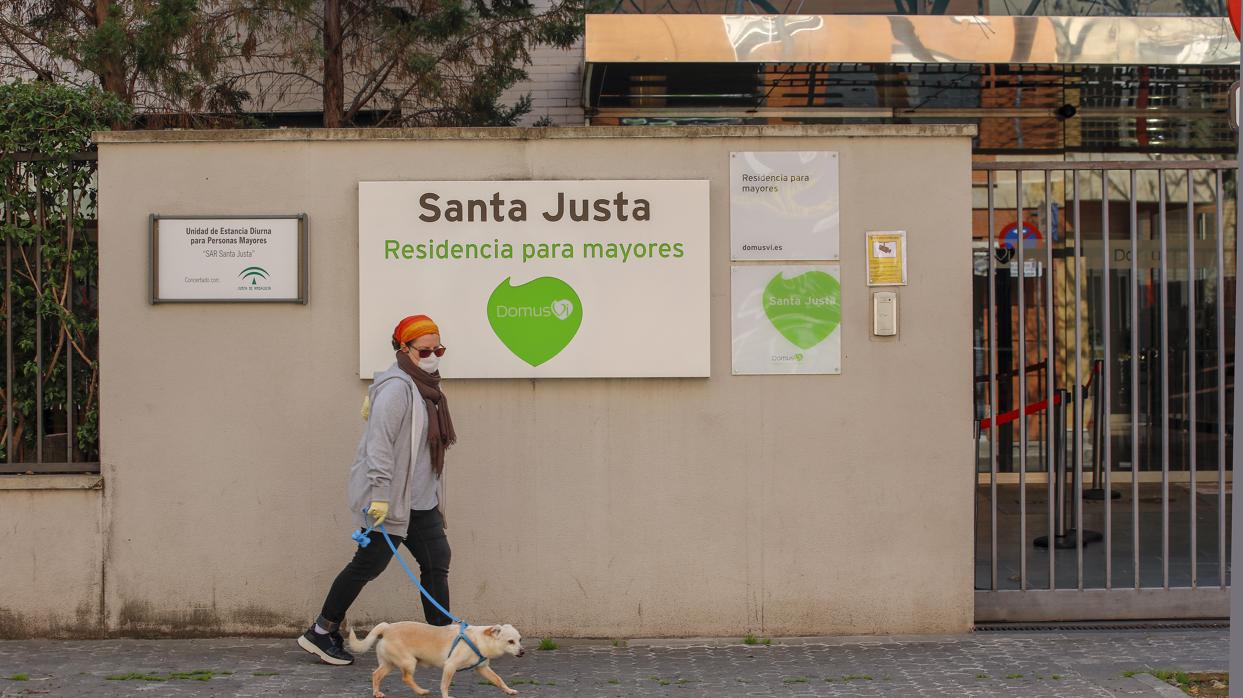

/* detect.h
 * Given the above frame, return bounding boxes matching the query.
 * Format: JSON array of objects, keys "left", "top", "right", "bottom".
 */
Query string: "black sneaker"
[{"left": 297, "top": 625, "right": 354, "bottom": 665}]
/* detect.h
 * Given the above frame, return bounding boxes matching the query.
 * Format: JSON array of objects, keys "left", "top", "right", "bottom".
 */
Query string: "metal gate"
[
  {"left": 1, "top": 151, "right": 101, "bottom": 473},
  {"left": 973, "top": 160, "right": 1234, "bottom": 622}
]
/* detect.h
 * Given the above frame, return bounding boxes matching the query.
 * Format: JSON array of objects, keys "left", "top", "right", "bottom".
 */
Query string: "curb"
[
  {"left": 1130, "top": 673, "right": 1193, "bottom": 697},
  {"left": 625, "top": 634, "right": 972, "bottom": 648}
]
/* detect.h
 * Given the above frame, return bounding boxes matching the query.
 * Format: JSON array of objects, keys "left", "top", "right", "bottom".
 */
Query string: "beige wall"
[
  {"left": 0, "top": 478, "right": 105, "bottom": 638},
  {"left": 53, "top": 125, "right": 972, "bottom": 638}
]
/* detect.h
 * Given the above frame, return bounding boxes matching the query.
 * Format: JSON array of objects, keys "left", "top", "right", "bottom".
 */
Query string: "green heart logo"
[
  {"left": 487, "top": 277, "right": 583, "bottom": 366},
  {"left": 762, "top": 270, "right": 841, "bottom": 350}
]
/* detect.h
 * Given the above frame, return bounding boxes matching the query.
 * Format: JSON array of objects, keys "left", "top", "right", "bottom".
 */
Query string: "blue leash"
[{"left": 352, "top": 510, "right": 487, "bottom": 671}]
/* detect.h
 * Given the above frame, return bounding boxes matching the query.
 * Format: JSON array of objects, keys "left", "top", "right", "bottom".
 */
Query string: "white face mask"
[{"left": 417, "top": 355, "right": 441, "bottom": 373}]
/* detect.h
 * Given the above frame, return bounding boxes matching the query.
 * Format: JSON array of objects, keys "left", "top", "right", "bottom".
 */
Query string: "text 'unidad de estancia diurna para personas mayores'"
[{"left": 184, "top": 225, "right": 273, "bottom": 246}]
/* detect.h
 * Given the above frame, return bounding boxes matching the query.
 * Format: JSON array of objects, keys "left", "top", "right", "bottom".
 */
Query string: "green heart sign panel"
[
  {"left": 762, "top": 270, "right": 841, "bottom": 350},
  {"left": 487, "top": 277, "right": 583, "bottom": 366}
]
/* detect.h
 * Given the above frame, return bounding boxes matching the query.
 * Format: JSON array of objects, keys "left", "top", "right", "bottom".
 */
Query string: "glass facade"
[{"left": 589, "top": 63, "right": 1237, "bottom": 154}]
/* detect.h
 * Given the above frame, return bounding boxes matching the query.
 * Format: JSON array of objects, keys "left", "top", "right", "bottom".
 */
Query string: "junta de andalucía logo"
[
  {"left": 239, "top": 266, "right": 268, "bottom": 284},
  {"left": 238, "top": 266, "right": 271, "bottom": 290}
]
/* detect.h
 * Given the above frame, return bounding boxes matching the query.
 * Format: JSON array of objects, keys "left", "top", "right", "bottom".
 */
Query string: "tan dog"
[{"left": 348, "top": 621, "right": 525, "bottom": 698}]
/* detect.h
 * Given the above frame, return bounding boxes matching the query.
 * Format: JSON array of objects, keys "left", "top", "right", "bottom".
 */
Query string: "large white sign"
[
  {"left": 730, "top": 151, "right": 840, "bottom": 261},
  {"left": 731, "top": 264, "right": 842, "bottom": 375},
  {"left": 358, "top": 181, "right": 710, "bottom": 379},
  {"left": 152, "top": 216, "right": 305, "bottom": 303}
]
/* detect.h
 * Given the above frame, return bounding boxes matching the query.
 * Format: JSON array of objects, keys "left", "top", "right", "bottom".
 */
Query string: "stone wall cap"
[{"left": 94, "top": 124, "right": 977, "bottom": 144}]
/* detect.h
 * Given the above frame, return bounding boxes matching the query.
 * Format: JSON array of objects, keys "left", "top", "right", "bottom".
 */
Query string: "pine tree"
[
  {"left": 0, "top": 0, "right": 595, "bottom": 127},
  {"left": 249, "top": 0, "right": 592, "bottom": 127},
  {"left": 0, "top": 0, "right": 257, "bottom": 125}
]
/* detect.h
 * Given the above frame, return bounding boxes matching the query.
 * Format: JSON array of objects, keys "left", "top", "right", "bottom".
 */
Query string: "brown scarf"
[{"left": 397, "top": 351, "right": 456, "bottom": 475}]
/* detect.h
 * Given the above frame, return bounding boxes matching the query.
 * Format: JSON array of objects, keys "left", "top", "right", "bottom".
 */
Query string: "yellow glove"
[
  {"left": 367, "top": 501, "right": 389, "bottom": 526},
  {"left": 361, "top": 395, "right": 371, "bottom": 420}
]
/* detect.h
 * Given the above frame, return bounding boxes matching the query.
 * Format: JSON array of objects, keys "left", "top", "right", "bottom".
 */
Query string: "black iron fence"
[{"left": 1, "top": 151, "right": 101, "bottom": 474}]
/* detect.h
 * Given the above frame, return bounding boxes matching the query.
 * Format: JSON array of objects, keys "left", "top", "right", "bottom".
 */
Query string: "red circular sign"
[
  {"left": 1231, "top": 0, "right": 1241, "bottom": 40},
  {"left": 998, "top": 221, "right": 1042, "bottom": 250}
]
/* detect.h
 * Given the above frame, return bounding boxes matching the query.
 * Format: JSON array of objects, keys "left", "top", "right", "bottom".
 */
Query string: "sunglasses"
[{"left": 411, "top": 346, "right": 447, "bottom": 359}]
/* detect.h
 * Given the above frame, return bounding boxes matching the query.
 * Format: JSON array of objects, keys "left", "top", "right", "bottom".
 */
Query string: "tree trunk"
[
  {"left": 92, "top": 0, "right": 127, "bottom": 101},
  {"left": 322, "top": 0, "right": 345, "bottom": 128}
]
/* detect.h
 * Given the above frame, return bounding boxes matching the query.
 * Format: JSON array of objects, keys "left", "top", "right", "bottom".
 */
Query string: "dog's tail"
[{"left": 347, "top": 622, "right": 389, "bottom": 654}]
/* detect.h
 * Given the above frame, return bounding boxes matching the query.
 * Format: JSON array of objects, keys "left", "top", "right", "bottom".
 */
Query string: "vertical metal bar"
[
  {"left": 65, "top": 179, "right": 74, "bottom": 462},
  {"left": 1217, "top": 168, "right": 1227, "bottom": 589},
  {"left": 34, "top": 179, "right": 43, "bottom": 465},
  {"left": 1046, "top": 170, "right": 1056, "bottom": 588},
  {"left": 1104, "top": 168, "right": 1114, "bottom": 589},
  {"left": 1131, "top": 169, "right": 1141, "bottom": 590},
  {"left": 1018, "top": 169, "right": 1028, "bottom": 590},
  {"left": 1159, "top": 171, "right": 1170, "bottom": 591},
  {"left": 1074, "top": 172, "right": 1085, "bottom": 589},
  {"left": 1056, "top": 390, "right": 1068, "bottom": 537},
  {"left": 1188, "top": 169, "right": 1197, "bottom": 588},
  {"left": 1093, "top": 359, "right": 1104, "bottom": 487},
  {"left": 3, "top": 171, "right": 10, "bottom": 465},
  {"left": 987, "top": 170, "right": 999, "bottom": 592}
]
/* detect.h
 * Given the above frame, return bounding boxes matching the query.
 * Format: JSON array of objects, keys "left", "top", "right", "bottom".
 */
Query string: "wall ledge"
[
  {"left": 0, "top": 474, "right": 104, "bottom": 491},
  {"left": 94, "top": 124, "right": 978, "bottom": 144}
]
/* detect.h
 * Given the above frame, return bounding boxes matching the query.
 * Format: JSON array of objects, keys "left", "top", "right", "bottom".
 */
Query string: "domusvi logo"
[
  {"left": 487, "top": 277, "right": 582, "bottom": 366},
  {"left": 762, "top": 270, "right": 841, "bottom": 350},
  {"left": 238, "top": 266, "right": 272, "bottom": 291}
]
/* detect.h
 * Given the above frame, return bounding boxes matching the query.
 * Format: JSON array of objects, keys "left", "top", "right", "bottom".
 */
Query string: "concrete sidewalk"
[{"left": 0, "top": 628, "right": 1226, "bottom": 697}]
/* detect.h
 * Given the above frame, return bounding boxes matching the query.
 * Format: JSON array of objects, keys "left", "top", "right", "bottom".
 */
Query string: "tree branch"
[
  {"left": 0, "top": 17, "right": 82, "bottom": 64},
  {"left": 70, "top": 0, "right": 97, "bottom": 24},
  {"left": 347, "top": 52, "right": 401, "bottom": 120},
  {"left": 230, "top": 68, "right": 324, "bottom": 88},
  {"left": 0, "top": 29, "right": 53, "bottom": 79},
  {"left": 341, "top": 0, "right": 369, "bottom": 33}
]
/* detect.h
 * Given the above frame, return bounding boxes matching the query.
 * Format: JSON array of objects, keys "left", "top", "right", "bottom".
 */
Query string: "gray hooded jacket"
[{"left": 348, "top": 363, "right": 438, "bottom": 537}]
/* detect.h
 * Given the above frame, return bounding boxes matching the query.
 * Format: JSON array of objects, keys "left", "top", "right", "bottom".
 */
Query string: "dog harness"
[{"left": 449, "top": 621, "right": 488, "bottom": 671}]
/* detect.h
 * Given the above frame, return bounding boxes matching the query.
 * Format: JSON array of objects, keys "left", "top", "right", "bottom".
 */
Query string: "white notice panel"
[
  {"left": 358, "top": 180, "right": 710, "bottom": 379},
  {"left": 152, "top": 216, "right": 306, "bottom": 303},
  {"left": 730, "top": 151, "right": 840, "bottom": 261}
]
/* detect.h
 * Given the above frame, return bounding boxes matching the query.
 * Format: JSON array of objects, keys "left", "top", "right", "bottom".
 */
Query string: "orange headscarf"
[{"left": 393, "top": 315, "right": 439, "bottom": 346}]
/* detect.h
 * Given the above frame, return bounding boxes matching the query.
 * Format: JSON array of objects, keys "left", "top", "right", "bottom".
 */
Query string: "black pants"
[{"left": 318, "top": 507, "right": 452, "bottom": 629}]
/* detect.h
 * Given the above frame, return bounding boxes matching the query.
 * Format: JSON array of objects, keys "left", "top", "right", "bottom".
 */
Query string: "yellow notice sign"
[{"left": 866, "top": 231, "right": 907, "bottom": 286}]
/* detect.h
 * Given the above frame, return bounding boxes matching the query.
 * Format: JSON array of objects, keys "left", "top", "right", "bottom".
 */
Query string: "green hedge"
[{"left": 0, "top": 82, "right": 130, "bottom": 464}]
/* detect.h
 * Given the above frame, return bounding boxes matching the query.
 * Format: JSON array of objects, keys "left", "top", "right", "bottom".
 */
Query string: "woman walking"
[{"left": 298, "top": 314, "right": 456, "bottom": 665}]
